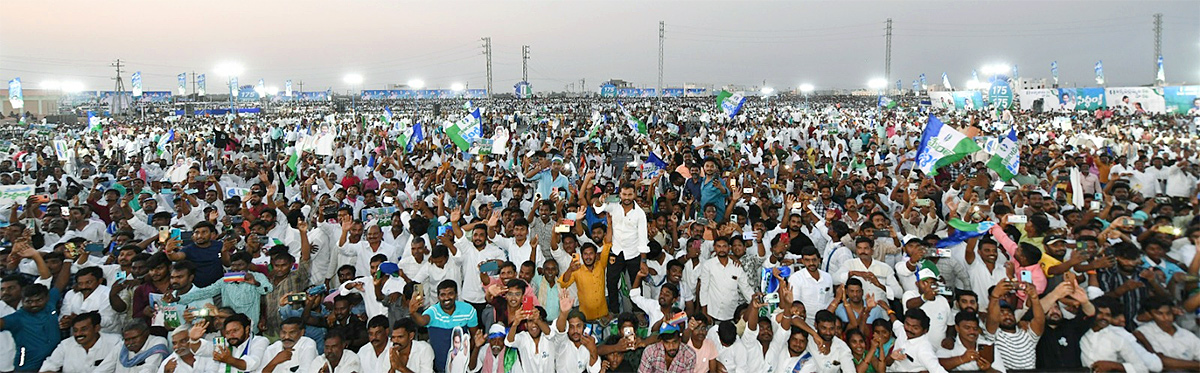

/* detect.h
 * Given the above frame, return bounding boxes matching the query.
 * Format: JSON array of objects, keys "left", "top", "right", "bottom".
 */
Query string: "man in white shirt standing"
[
  {"left": 258, "top": 317, "right": 318, "bottom": 373},
  {"left": 888, "top": 309, "right": 947, "bottom": 373},
  {"left": 698, "top": 236, "right": 754, "bottom": 322},
  {"left": 505, "top": 307, "right": 557, "bottom": 373},
  {"left": 60, "top": 266, "right": 120, "bottom": 334},
  {"left": 808, "top": 310, "right": 856, "bottom": 373},
  {"left": 789, "top": 246, "right": 833, "bottom": 326},
  {"left": 836, "top": 237, "right": 902, "bottom": 303},
  {"left": 39, "top": 311, "right": 121, "bottom": 373},
  {"left": 1081, "top": 297, "right": 1151, "bottom": 373},
  {"left": 1133, "top": 297, "right": 1200, "bottom": 371},
  {"left": 597, "top": 183, "right": 650, "bottom": 314},
  {"left": 186, "top": 314, "right": 271, "bottom": 373},
  {"left": 903, "top": 268, "right": 952, "bottom": 345},
  {"left": 387, "top": 318, "right": 434, "bottom": 373}
]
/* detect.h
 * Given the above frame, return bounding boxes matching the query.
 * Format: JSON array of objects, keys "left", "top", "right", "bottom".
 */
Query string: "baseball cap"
[
  {"left": 1045, "top": 235, "right": 1068, "bottom": 245},
  {"left": 916, "top": 268, "right": 938, "bottom": 282},
  {"left": 378, "top": 262, "right": 400, "bottom": 276}
]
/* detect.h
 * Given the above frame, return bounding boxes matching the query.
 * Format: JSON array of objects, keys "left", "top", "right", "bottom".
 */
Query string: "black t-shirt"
[
  {"left": 1036, "top": 316, "right": 1094, "bottom": 369},
  {"left": 182, "top": 240, "right": 224, "bottom": 287}
]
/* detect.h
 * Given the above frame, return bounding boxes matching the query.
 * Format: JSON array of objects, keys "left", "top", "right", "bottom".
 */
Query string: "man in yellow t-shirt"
[{"left": 560, "top": 216, "right": 614, "bottom": 321}]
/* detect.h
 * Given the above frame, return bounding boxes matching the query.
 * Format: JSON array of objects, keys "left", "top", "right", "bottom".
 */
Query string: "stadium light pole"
[
  {"left": 408, "top": 79, "right": 425, "bottom": 90},
  {"left": 451, "top": 82, "right": 465, "bottom": 98},
  {"left": 215, "top": 62, "right": 244, "bottom": 115},
  {"left": 344, "top": 74, "right": 363, "bottom": 113},
  {"left": 799, "top": 83, "right": 814, "bottom": 107}
]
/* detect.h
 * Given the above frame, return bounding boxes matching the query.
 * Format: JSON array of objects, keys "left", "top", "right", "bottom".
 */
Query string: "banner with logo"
[
  {"left": 1018, "top": 89, "right": 1063, "bottom": 111},
  {"left": 7, "top": 78, "right": 22, "bottom": 109},
  {"left": 132, "top": 71, "right": 143, "bottom": 97},
  {"left": 662, "top": 88, "right": 685, "bottom": 97},
  {"left": 197, "top": 74, "right": 207, "bottom": 96},
  {"left": 229, "top": 77, "right": 238, "bottom": 96},
  {"left": 929, "top": 91, "right": 954, "bottom": 110},
  {"left": 139, "top": 91, "right": 173, "bottom": 103},
  {"left": 599, "top": 84, "right": 617, "bottom": 97},
  {"left": 1056, "top": 88, "right": 1106, "bottom": 111},
  {"left": 361, "top": 90, "right": 389, "bottom": 100},
  {"left": 238, "top": 85, "right": 259, "bottom": 101},
  {"left": 0, "top": 185, "right": 34, "bottom": 207},
  {"left": 952, "top": 91, "right": 984, "bottom": 111},
  {"left": 297, "top": 91, "right": 330, "bottom": 101},
  {"left": 1104, "top": 87, "right": 1165, "bottom": 113},
  {"left": 177, "top": 73, "right": 187, "bottom": 95},
  {"left": 987, "top": 80, "right": 1013, "bottom": 110},
  {"left": 514, "top": 81, "right": 532, "bottom": 99},
  {"left": 1163, "top": 86, "right": 1200, "bottom": 115},
  {"left": 1051, "top": 61, "right": 1059, "bottom": 85},
  {"left": 285, "top": 80, "right": 292, "bottom": 97}
]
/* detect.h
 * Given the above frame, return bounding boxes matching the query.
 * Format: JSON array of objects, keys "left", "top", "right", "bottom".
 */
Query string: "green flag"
[{"left": 285, "top": 150, "right": 300, "bottom": 186}]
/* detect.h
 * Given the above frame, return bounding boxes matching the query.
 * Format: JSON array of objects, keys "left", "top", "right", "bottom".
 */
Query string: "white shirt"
[
  {"left": 820, "top": 241, "right": 853, "bottom": 276},
  {"left": 550, "top": 323, "right": 601, "bottom": 373},
  {"left": 697, "top": 257, "right": 754, "bottom": 321},
  {"left": 115, "top": 335, "right": 171, "bottom": 373},
  {"left": 341, "top": 240, "right": 399, "bottom": 277},
  {"left": 304, "top": 350, "right": 361, "bottom": 373},
  {"left": 1080, "top": 326, "right": 1150, "bottom": 373},
  {"left": 195, "top": 335, "right": 271, "bottom": 373},
  {"left": 61, "top": 285, "right": 121, "bottom": 334},
  {"left": 629, "top": 287, "right": 666, "bottom": 328},
  {"left": 805, "top": 337, "right": 856, "bottom": 373},
  {"left": 935, "top": 338, "right": 1006, "bottom": 372},
  {"left": 339, "top": 277, "right": 386, "bottom": 319},
  {"left": 505, "top": 331, "right": 557, "bottom": 373},
  {"left": 394, "top": 341, "right": 435, "bottom": 373},
  {"left": 901, "top": 291, "right": 952, "bottom": 344},
  {"left": 39, "top": 333, "right": 122, "bottom": 373},
  {"left": 835, "top": 258, "right": 902, "bottom": 301},
  {"left": 789, "top": 269, "right": 834, "bottom": 325},
  {"left": 257, "top": 337, "right": 319, "bottom": 373},
  {"left": 1135, "top": 322, "right": 1200, "bottom": 361},
  {"left": 452, "top": 237, "right": 506, "bottom": 304},
  {"left": 599, "top": 202, "right": 650, "bottom": 260},
  {"left": 156, "top": 352, "right": 218, "bottom": 373},
  {"left": 888, "top": 320, "right": 947, "bottom": 373},
  {"left": 494, "top": 236, "right": 541, "bottom": 267},
  {"left": 355, "top": 342, "right": 391, "bottom": 373}
]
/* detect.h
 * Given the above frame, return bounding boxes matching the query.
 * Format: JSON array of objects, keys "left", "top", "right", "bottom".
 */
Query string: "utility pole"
[
  {"left": 658, "top": 21, "right": 664, "bottom": 103},
  {"left": 580, "top": 78, "right": 586, "bottom": 97},
  {"left": 482, "top": 37, "right": 493, "bottom": 100},
  {"left": 522, "top": 45, "right": 529, "bottom": 83},
  {"left": 190, "top": 71, "right": 197, "bottom": 99},
  {"left": 1153, "top": 13, "right": 1162, "bottom": 82},
  {"left": 885, "top": 18, "right": 892, "bottom": 95},
  {"left": 298, "top": 80, "right": 304, "bottom": 93},
  {"left": 110, "top": 59, "right": 126, "bottom": 115}
]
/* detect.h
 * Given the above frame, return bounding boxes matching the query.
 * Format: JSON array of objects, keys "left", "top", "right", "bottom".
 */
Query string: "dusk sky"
[{"left": 2, "top": 0, "right": 1198, "bottom": 93}]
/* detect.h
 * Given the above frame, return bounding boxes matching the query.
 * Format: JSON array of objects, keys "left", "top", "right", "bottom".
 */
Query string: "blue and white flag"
[
  {"left": 1012, "top": 64, "right": 1019, "bottom": 80},
  {"left": 941, "top": 72, "right": 952, "bottom": 90},
  {"left": 1156, "top": 55, "right": 1165, "bottom": 82},
  {"left": 985, "top": 129, "right": 1019, "bottom": 181},
  {"left": 937, "top": 219, "right": 996, "bottom": 248},
  {"left": 715, "top": 90, "right": 746, "bottom": 119},
  {"left": 87, "top": 111, "right": 102, "bottom": 132},
  {"left": 156, "top": 129, "right": 175, "bottom": 155},
  {"left": 1051, "top": 61, "right": 1058, "bottom": 84},
  {"left": 913, "top": 80, "right": 919, "bottom": 92},
  {"left": 197, "top": 74, "right": 207, "bottom": 96},
  {"left": 408, "top": 122, "right": 424, "bottom": 153},
  {"left": 916, "top": 115, "right": 981, "bottom": 175},
  {"left": 896, "top": 80, "right": 902, "bottom": 92},
  {"left": 919, "top": 73, "right": 927, "bottom": 88},
  {"left": 285, "top": 79, "right": 293, "bottom": 97},
  {"left": 971, "top": 69, "right": 979, "bottom": 83},
  {"left": 7, "top": 78, "right": 22, "bottom": 109},
  {"left": 256, "top": 79, "right": 266, "bottom": 95},
  {"left": 1095, "top": 60, "right": 1105, "bottom": 85},
  {"left": 132, "top": 71, "right": 143, "bottom": 97},
  {"left": 382, "top": 106, "right": 393, "bottom": 126},
  {"left": 177, "top": 73, "right": 187, "bottom": 95},
  {"left": 229, "top": 77, "right": 238, "bottom": 95},
  {"left": 644, "top": 152, "right": 668, "bottom": 177}
]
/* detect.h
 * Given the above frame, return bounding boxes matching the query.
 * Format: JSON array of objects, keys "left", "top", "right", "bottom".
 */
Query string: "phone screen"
[{"left": 1019, "top": 270, "right": 1033, "bottom": 283}]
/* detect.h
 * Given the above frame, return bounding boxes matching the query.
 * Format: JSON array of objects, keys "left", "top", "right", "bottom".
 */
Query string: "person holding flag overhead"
[{"left": 915, "top": 115, "right": 981, "bottom": 176}]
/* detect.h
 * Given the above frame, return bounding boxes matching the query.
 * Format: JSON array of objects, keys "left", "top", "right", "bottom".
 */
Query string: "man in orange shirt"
[{"left": 560, "top": 215, "right": 614, "bottom": 321}]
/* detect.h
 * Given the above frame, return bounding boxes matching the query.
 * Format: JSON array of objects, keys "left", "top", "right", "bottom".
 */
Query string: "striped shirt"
[{"left": 992, "top": 327, "right": 1039, "bottom": 370}]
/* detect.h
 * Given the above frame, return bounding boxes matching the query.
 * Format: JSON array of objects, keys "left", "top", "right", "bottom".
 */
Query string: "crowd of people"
[{"left": 0, "top": 93, "right": 1199, "bottom": 373}]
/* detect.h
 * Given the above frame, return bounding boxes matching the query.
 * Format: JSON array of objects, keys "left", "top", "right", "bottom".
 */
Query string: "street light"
[
  {"left": 407, "top": 79, "right": 425, "bottom": 90},
  {"left": 867, "top": 79, "right": 888, "bottom": 90},
  {"left": 760, "top": 86, "right": 775, "bottom": 96},
  {"left": 981, "top": 64, "right": 1010, "bottom": 77},
  {"left": 214, "top": 62, "right": 244, "bottom": 114},
  {"left": 344, "top": 74, "right": 363, "bottom": 112},
  {"left": 451, "top": 82, "right": 465, "bottom": 92},
  {"left": 799, "top": 84, "right": 814, "bottom": 107}
]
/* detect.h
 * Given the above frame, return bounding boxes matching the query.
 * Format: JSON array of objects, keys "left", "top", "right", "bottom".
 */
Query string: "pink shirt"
[{"left": 989, "top": 225, "right": 1048, "bottom": 295}]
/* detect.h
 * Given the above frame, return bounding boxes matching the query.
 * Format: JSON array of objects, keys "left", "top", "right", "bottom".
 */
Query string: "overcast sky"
[{"left": 2, "top": 0, "right": 1197, "bottom": 93}]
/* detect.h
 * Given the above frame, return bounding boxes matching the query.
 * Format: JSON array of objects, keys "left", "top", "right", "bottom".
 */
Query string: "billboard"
[
  {"left": 1164, "top": 86, "right": 1200, "bottom": 115},
  {"left": 138, "top": 91, "right": 172, "bottom": 103},
  {"left": 1056, "top": 88, "right": 1106, "bottom": 111},
  {"left": 1104, "top": 87, "right": 1165, "bottom": 113},
  {"left": 1018, "top": 89, "right": 1063, "bottom": 111}
]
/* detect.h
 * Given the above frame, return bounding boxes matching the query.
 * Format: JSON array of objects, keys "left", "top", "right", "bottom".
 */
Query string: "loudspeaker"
[
  {"left": 433, "top": 103, "right": 442, "bottom": 118},
  {"left": 1032, "top": 98, "right": 1044, "bottom": 113}
]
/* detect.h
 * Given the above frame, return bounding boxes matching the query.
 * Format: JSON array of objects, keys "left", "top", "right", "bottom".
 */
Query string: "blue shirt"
[
  {"left": 699, "top": 177, "right": 728, "bottom": 222},
  {"left": 2, "top": 288, "right": 62, "bottom": 371},
  {"left": 424, "top": 301, "right": 478, "bottom": 371},
  {"left": 530, "top": 170, "right": 570, "bottom": 201},
  {"left": 182, "top": 240, "right": 224, "bottom": 287}
]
